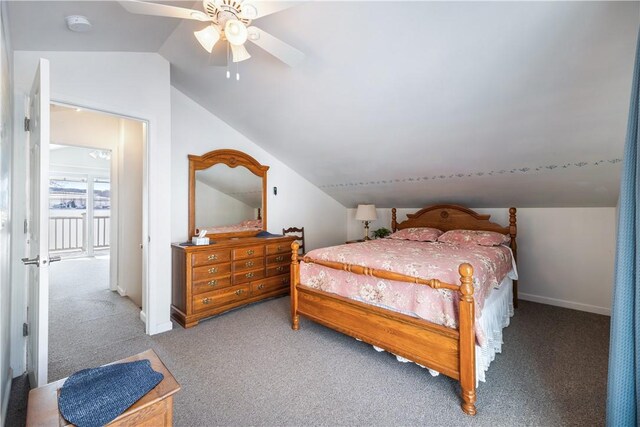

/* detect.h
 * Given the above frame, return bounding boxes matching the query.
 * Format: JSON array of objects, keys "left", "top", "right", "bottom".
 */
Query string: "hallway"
[{"left": 48, "top": 256, "right": 146, "bottom": 381}]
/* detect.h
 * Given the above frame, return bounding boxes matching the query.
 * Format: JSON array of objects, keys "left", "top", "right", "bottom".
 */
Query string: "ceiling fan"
[{"left": 119, "top": 0, "right": 305, "bottom": 67}]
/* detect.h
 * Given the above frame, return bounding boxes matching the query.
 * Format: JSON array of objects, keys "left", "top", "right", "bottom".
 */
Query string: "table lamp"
[{"left": 355, "top": 204, "right": 377, "bottom": 240}]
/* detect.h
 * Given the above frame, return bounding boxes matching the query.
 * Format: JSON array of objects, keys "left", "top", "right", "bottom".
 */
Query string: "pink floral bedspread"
[{"left": 300, "top": 239, "right": 515, "bottom": 346}]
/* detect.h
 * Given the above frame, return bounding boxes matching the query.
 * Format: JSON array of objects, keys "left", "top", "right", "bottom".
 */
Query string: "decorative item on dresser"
[
  {"left": 290, "top": 205, "right": 518, "bottom": 416},
  {"left": 282, "top": 226, "right": 305, "bottom": 255},
  {"left": 173, "top": 148, "right": 296, "bottom": 328}
]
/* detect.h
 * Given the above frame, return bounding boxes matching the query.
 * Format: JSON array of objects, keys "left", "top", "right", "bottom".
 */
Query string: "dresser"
[{"left": 171, "top": 235, "right": 296, "bottom": 328}]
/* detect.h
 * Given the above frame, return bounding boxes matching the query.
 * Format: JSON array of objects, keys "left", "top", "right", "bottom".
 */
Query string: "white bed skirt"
[{"left": 370, "top": 277, "right": 515, "bottom": 385}]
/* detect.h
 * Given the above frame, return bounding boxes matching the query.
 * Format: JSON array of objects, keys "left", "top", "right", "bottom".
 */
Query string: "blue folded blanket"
[
  {"left": 58, "top": 359, "right": 164, "bottom": 427},
  {"left": 255, "top": 231, "right": 284, "bottom": 238}
]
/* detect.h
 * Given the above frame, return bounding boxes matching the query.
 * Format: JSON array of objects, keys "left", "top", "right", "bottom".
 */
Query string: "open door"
[{"left": 22, "top": 58, "right": 56, "bottom": 387}]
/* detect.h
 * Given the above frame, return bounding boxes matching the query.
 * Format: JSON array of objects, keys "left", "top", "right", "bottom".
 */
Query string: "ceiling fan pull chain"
[
  {"left": 226, "top": 42, "right": 231, "bottom": 79},
  {"left": 236, "top": 61, "right": 240, "bottom": 81}
]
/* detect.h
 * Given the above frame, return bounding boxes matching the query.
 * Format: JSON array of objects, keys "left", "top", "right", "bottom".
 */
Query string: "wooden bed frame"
[{"left": 289, "top": 205, "right": 517, "bottom": 415}]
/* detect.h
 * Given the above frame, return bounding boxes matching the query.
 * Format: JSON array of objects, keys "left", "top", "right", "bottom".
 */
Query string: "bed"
[{"left": 289, "top": 205, "right": 517, "bottom": 415}]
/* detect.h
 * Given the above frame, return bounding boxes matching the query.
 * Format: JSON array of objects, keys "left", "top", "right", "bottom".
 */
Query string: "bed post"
[
  {"left": 391, "top": 208, "right": 397, "bottom": 232},
  {"left": 291, "top": 241, "right": 300, "bottom": 330},
  {"left": 509, "top": 207, "right": 518, "bottom": 308},
  {"left": 458, "top": 263, "right": 477, "bottom": 416}
]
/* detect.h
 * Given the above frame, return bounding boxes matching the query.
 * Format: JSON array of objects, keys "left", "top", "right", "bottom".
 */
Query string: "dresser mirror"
[{"left": 188, "top": 149, "right": 268, "bottom": 239}]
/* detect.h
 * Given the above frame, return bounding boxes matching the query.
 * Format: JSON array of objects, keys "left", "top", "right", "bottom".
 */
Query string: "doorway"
[{"left": 47, "top": 104, "right": 147, "bottom": 381}]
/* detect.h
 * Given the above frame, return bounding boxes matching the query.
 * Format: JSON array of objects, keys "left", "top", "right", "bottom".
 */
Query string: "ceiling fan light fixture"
[
  {"left": 225, "top": 19, "right": 248, "bottom": 45},
  {"left": 240, "top": 3, "right": 258, "bottom": 19},
  {"left": 230, "top": 43, "right": 251, "bottom": 62},
  {"left": 194, "top": 25, "right": 220, "bottom": 53}
]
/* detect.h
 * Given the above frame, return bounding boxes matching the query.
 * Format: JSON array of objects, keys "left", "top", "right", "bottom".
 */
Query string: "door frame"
[{"left": 50, "top": 99, "right": 151, "bottom": 333}]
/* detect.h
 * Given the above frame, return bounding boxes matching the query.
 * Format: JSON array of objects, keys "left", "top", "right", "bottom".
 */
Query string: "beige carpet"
[{"left": 8, "top": 259, "right": 608, "bottom": 426}]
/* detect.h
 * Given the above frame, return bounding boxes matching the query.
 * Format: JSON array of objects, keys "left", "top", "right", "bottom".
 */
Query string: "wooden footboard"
[{"left": 290, "top": 242, "right": 477, "bottom": 415}]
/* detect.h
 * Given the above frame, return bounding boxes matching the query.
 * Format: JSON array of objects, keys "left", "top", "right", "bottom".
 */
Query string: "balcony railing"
[{"left": 49, "top": 215, "right": 110, "bottom": 253}]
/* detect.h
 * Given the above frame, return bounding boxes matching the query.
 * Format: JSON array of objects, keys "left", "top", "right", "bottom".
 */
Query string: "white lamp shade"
[
  {"left": 225, "top": 19, "right": 248, "bottom": 46},
  {"left": 230, "top": 43, "right": 251, "bottom": 62},
  {"left": 194, "top": 25, "right": 220, "bottom": 53},
  {"left": 355, "top": 204, "right": 377, "bottom": 221}
]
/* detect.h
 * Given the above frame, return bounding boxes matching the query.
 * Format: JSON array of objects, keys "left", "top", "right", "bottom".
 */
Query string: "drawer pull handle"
[
  {"left": 208, "top": 254, "right": 218, "bottom": 261},
  {"left": 275, "top": 256, "right": 284, "bottom": 262},
  {"left": 245, "top": 261, "right": 254, "bottom": 267},
  {"left": 276, "top": 266, "right": 285, "bottom": 272},
  {"left": 208, "top": 267, "right": 218, "bottom": 274},
  {"left": 202, "top": 297, "right": 211, "bottom": 305},
  {"left": 245, "top": 272, "right": 254, "bottom": 278},
  {"left": 208, "top": 279, "right": 218, "bottom": 287},
  {"left": 257, "top": 284, "right": 265, "bottom": 290},
  {"left": 235, "top": 289, "right": 245, "bottom": 296},
  {"left": 247, "top": 249, "right": 254, "bottom": 255},
  {"left": 277, "top": 246, "right": 283, "bottom": 251}
]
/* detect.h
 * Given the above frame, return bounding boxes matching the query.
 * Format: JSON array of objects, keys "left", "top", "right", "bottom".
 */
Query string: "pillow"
[
  {"left": 438, "top": 229, "right": 510, "bottom": 246},
  {"left": 387, "top": 227, "right": 443, "bottom": 242}
]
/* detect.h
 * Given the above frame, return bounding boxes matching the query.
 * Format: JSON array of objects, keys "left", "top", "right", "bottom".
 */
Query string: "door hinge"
[
  {"left": 24, "top": 117, "right": 30, "bottom": 132},
  {"left": 24, "top": 219, "right": 28, "bottom": 234},
  {"left": 23, "top": 323, "right": 29, "bottom": 337}
]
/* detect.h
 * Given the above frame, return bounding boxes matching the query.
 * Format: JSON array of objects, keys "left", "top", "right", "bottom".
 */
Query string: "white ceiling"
[{"left": 8, "top": 1, "right": 639, "bottom": 207}]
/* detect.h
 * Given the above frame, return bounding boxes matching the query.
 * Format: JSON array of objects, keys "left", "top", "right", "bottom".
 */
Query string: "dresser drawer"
[
  {"left": 266, "top": 254, "right": 288, "bottom": 265},
  {"left": 233, "top": 258, "right": 265, "bottom": 272},
  {"left": 234, "top": 268, "right": 265, "bottom": 284},
  {"left": 192, "top": 276, "right": 232, "bottom": 295},
  {"left": 191, "top": 249, "right": 231, "bottom": 267},
  {"left": 251, "top": 275, "right": 290, "bottom": 296},
  {"left": 193, "top": 285, "right": 250, "bottom": 313},
  {"left": 232, "top": 245, "right": 264, "bottom": 260},
  {"left": 266, "top": 242, "right": 290, "bottom": 255},
  {"left": 266, "top": 264, "right": 289, "bottom": 277},
  {"left": 192, "top": 263, "right": 232, "bottom": 282}
]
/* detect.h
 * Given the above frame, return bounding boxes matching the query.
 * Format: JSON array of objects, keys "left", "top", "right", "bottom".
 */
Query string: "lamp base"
[{"left": 363, "top": 221, "right": 371, "bottom": 241}]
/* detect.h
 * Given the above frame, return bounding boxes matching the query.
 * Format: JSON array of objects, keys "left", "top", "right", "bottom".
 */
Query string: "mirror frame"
[{"left": 188, "top": 149, "right": 269, "bottom": 239}]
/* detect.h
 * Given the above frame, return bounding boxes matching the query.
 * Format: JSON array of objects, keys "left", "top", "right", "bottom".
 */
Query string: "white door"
[{"left": 22, "top": 58, "right": 54, "bottom": 387}]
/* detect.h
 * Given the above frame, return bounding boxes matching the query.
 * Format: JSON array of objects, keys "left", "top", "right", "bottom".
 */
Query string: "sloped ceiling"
[{"left": 8, "top": 1, "right": 639, "bottom": 208}]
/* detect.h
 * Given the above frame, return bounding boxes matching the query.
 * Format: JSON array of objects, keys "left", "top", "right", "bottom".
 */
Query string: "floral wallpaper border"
[{"left": 319, "top": 157, "right": 623, "bottom": 190}]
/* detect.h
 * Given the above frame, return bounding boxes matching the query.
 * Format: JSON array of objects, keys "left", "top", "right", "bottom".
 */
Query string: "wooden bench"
[{"left": 26, "top": 349, "right": 180, "bottom": 426}]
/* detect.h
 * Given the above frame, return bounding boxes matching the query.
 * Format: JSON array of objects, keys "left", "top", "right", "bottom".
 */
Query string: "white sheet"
[{"left": 371, "top": 273, "right": 515, "bottom": 385}]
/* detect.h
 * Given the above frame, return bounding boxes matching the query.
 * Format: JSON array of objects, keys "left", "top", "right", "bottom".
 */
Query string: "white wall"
[
  {"left": 117, "top": 119, "right": 143, "bottom": 306},
  {"left": 347, "top": 206, "right": 615, "bottom": 315},
  {"left": 171, "top": 87, "right": 346, "bottom": 250},
  {"left": 0, "top": 0, "right": 12, "bottom": 423},
  {"left": 195, "top": 180, "right": 254, "bottom": 228},
  {"left": 11, "top": 51, "right": 172, "bottom": 379}
]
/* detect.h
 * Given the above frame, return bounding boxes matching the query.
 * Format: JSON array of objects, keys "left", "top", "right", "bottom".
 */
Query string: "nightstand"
[{"left": 345, "top": 239, "right": 365, "bottom": 244}]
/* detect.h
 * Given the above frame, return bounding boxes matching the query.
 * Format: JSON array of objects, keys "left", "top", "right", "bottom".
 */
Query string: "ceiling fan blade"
[
  {"left": 119, "top": 0, "right": 211, "bottom": 21},
  {"left": 208, "top": 42, "right": 228, "bottom": 66},
  {"left": 247, "top": 26, "right": 304, "bottom": 67},
  {"left": 240, "top": 1, "right": 296, "bottom": 19}
]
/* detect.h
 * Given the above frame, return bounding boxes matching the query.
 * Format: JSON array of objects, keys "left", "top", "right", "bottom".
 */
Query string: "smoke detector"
[{"left": 65, "top": 15, "right": 92, "bottom": 33}]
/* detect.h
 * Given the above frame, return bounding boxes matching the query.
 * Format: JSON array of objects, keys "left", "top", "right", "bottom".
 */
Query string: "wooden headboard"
[
  {"left": 392, "top": 204, "right": 515, "bottom": 235},
  {"left": 392, "top": 204, "right": 518, "bottom": 305}
]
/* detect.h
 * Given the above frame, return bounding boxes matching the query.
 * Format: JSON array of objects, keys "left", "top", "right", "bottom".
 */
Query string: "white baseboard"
[
  {"left": 519, "top": 292, "right": 611, "bottom": 316},
  {"left": 139, "top": 310, "right": 147, "bottom": 324},
  {"left": 1, "top": 368, "right": 13, "bottom": 427},
  {"left": 149, "top": 321, "right": 173, "bottom": 336},
  {"left": 116, "top": 285, "right": 127, "bottom": 297}
]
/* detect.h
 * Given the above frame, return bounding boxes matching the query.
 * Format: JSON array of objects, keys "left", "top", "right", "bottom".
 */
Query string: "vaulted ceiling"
[{"left": 7, "top": 1, "right": 639, "bottom": 207}]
